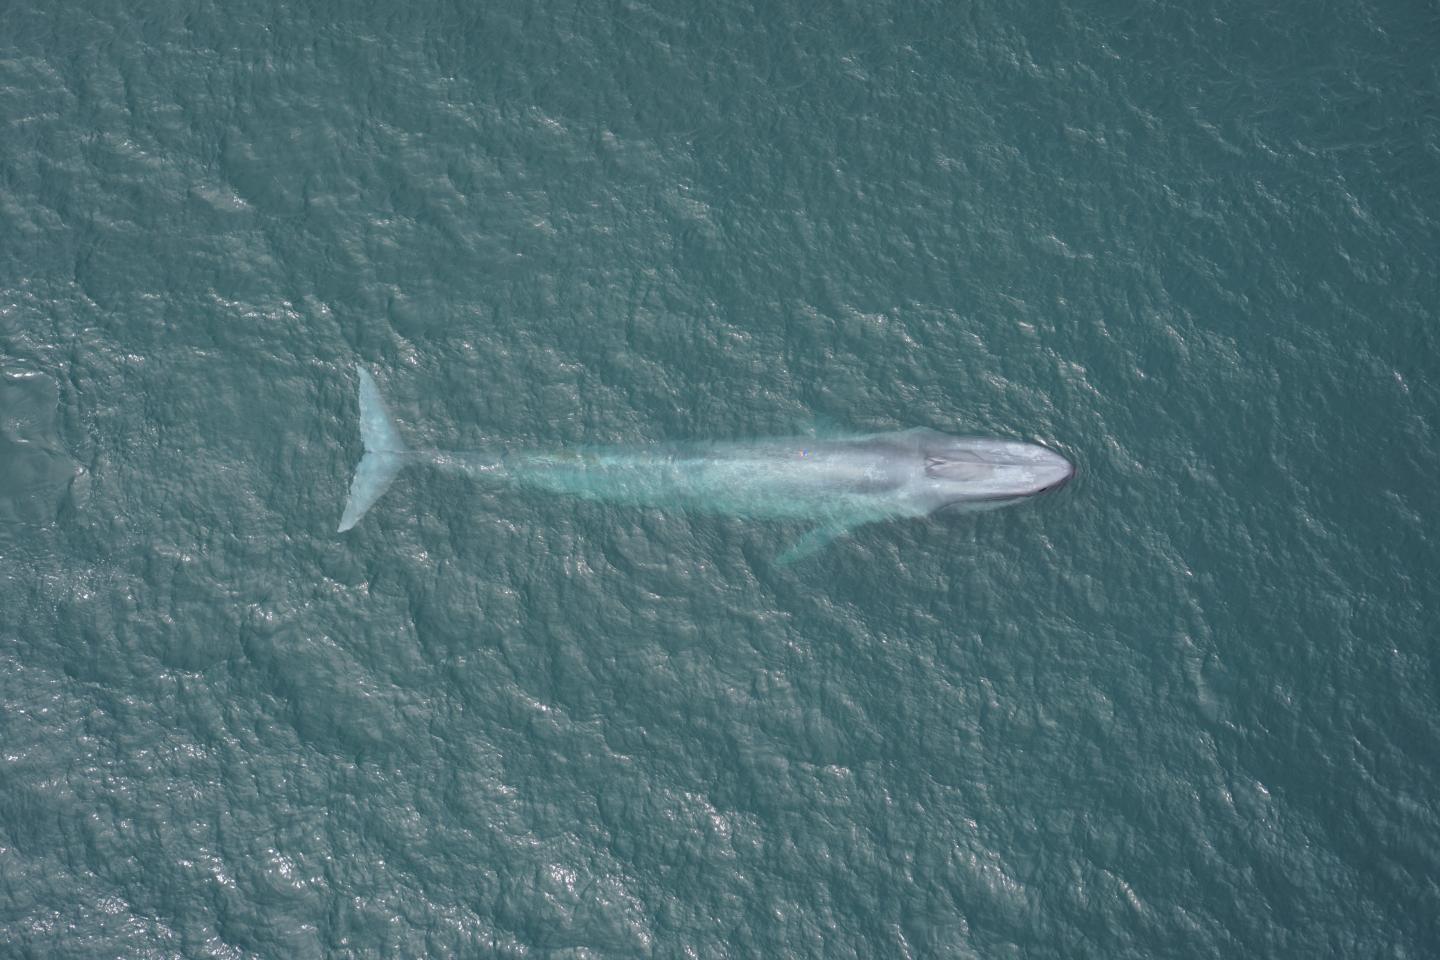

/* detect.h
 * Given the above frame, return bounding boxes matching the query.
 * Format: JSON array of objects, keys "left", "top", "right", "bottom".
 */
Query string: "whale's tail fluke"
[{"left": 338, "top": 365, "right": 409, "bottom": 532}]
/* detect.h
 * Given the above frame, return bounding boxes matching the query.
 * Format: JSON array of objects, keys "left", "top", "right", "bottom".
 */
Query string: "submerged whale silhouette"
[{"left": 338, "top": 366, "right": 1073, "bottom": 562}]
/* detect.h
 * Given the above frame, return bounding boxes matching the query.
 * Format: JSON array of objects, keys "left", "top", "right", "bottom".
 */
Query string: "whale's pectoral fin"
[{"left": 776, "top": 522, "right": 855, "bottom": 566}]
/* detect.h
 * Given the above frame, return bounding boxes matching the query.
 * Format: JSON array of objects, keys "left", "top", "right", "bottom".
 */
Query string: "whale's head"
[{"left": 921, "top": 435, "right": 1073, "bottom": 507}]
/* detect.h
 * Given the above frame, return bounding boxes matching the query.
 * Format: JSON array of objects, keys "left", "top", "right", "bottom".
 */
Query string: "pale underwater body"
[{"left": 339, "top": 366, "right": 1074, "bottom": 562}]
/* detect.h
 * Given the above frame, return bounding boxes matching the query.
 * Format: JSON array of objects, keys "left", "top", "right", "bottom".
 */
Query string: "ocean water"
[{"left": 3, "top": 0, "right": 1438, "bottom": 956}]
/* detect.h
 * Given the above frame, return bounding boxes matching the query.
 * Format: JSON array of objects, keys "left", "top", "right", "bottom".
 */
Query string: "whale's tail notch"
[{"left": 338, "top": 365, "right": 409, "bottom": 532}]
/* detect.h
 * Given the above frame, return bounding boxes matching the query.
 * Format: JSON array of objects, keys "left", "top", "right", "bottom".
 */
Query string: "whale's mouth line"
[
  {"left": 1039, "top": 473, "right": 1073, "bottom": 494},
  {"left": 942, "top": 472, "right": 1072, "bottom": 508},
  {"left": 942, "top": 493, "right": 1026, "bottom": 508}
]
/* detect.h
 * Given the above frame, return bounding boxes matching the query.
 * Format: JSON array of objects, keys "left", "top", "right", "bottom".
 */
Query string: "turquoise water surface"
[{"left": 2, "top": 0, "right": 1438, "bottom": 956}]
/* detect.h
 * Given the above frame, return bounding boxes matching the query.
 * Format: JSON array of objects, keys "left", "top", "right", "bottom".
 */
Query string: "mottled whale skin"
[{"left": 338, "top": 367, "right": 1073, "bottom": 561}]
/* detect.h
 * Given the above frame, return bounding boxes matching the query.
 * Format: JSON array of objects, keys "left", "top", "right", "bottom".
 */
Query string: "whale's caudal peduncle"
[{"left": 338, "top": 366, "right": 1074, "bottom": 561}]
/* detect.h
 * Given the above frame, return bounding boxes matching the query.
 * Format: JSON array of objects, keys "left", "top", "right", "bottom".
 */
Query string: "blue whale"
[{"left": 339, "top": 367, "right": 1073, "bottom": 561}]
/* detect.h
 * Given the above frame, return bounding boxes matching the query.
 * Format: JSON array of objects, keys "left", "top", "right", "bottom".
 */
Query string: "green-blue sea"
[{"left": 3, "top": 1, "right": 1438, "bottom": 956}]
